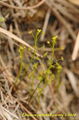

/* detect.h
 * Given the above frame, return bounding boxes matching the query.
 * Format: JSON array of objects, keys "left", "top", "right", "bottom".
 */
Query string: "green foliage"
[
  {"left": 29, "top": 29, "right": 42, "bottom": 49},
  {"left": 15, "top": 29, "right": 63, "bottom": 101},
  {"left": 51, "top": 36, "right": 58, "bottom": 57},
  {"left": 15, "top": 46, "right": 25, "bottom": 85},
  {"left": 0, "top": 16, "right": 5, "bottom": 23}
]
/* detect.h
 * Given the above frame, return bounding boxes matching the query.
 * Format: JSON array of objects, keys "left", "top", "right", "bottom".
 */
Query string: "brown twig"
[{"left": 72, "top": 32, "right": 79, "bottom": 60}]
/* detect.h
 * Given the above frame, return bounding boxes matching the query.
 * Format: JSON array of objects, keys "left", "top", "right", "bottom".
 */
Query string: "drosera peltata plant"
[
  {"left": 29, "top": 29, "right": 42, "bottom": 49},
  {"left": 15, "top": 46, "right": 26, "bottom": 85},
  {"left": 15, "top": 29, "right": 63, "bottom": 101}
]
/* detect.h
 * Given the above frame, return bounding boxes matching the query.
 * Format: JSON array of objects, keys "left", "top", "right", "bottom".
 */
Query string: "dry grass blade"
[
  {"left": 53, "top": 2, "right": 79, "bottom": 23},
  {"left": 0, "top": 0, "right": 45, "bottom": 10},
  {"left": 68, "top": 0, "right": 79, "bottom": 5},
  {"left": 45, "top": 0, "right": 76, "bottom": 40},
  {"left": 0, "top": 104, "right": 19, "bottom": 120},
  {"left": 0, "top": 27, "right": 42, "bottom": 57},
  {"left": 0, "top": 55, "right": 14, "bottom": 84},
  {"left": 65, "top": 69, "right": 79, "bottom": 97},
  {"left": 58, "top": 0, "right": 79, "bottom": 13},
  {"left": 72, "top": 32, "right": 79, "bottom": 61},
  {"left": 40, "top": 9, "right": 51, "bottom": 41},
  {"left": 19, "top": 102, "right": 38, "bottom": 120}
]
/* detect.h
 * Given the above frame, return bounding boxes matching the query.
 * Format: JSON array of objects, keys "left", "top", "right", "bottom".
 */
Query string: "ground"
[{"left": 0, "top": 0, "right": 79, "bottom": 120}]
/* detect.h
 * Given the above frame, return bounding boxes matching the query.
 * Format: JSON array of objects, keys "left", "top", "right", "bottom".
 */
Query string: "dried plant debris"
[
  {"left": 68, "top": 0, "right": 79, "bottom": 5},
  {"left": 0, "top": 0, "right": 79, "bottom": 120}
]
